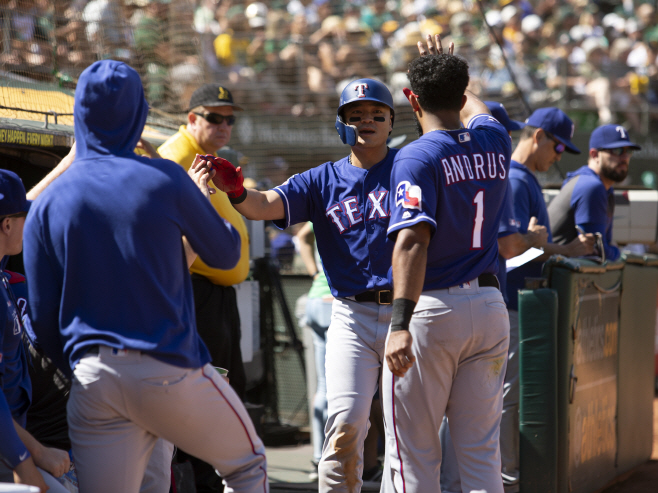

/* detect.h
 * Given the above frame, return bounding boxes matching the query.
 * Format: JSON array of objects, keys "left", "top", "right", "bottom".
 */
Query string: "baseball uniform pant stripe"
[
  {"left": 391, "top": 375, "right": 407, "bottom": 493},
  {"left": 68, "top": 346, "right": 268, "bottom": 493},
  {"left": 201, "top": 371, "right": 268, "bottom": 491},
  {"left": 318, "top": 297, "right": 391, "bottom": 493},
  {"left": 382, "top": 285, "right": 509, "bottom": 493}
]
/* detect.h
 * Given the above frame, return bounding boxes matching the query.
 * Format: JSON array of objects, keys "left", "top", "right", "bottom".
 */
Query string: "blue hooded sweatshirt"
[{"left": 23, "top": 60, "right": 241, "bottom": 375}]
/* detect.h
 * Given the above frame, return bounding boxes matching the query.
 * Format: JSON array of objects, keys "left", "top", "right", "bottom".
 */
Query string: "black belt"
[
  {"left": 353, "top": 273, "right": 499, "bottom": 305},
  {"left": 353, "top": 290, "right": 393, "bottom": 305},
  {"left": 86, "top": 345, "right": 100, "bottom": 355},
  {"left": 477, "top": 273, "right": 500, "bottom": 290}
]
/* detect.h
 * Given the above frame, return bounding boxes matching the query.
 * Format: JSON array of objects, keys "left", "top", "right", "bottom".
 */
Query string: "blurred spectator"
[{"left": 133, "top": 0, "right": 171, "bottom": 105}]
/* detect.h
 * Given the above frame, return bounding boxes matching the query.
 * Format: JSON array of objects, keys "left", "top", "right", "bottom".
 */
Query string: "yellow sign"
[
  {"left": 0, "top": 128, "right": 54, "bottom": 147},
  {"left": 218, "top": 87, "right": 228, "bottom": 101}
]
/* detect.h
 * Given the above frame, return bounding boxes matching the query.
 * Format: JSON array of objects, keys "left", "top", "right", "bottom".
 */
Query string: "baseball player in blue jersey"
[
  {"left": 548, "top": 124, "right": 640, "bottom": 262},
  {"left": 439, "top": 101, "right": 549, "bottom": 493},
  {"left": 206, "top": 78, "right": 397, "bottom": 492},
  {"left": 382, "top": 37, "right": 512, "bottom": 492}
]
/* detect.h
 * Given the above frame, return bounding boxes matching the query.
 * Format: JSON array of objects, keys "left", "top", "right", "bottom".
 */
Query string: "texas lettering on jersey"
[
  {"left": 441, "top": 151, "right": 507, "bottom": 186},
  {"left": 325, "top": 190, "right": 389, "bottom": 233}
]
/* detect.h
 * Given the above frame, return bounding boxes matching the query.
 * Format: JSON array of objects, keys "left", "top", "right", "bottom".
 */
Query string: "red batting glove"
[{"left": 203, "top": 156, "right": 246, "bottom": 202}]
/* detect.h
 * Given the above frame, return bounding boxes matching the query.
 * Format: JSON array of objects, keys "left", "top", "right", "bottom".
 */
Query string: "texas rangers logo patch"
[{"left": 396, "top": 181, "right": 422, "bottom": 210}]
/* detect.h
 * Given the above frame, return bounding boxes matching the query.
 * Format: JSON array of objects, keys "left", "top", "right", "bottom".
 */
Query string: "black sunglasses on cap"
[{"left": 194, "top": 112, "right": 236, "bottom": 126}]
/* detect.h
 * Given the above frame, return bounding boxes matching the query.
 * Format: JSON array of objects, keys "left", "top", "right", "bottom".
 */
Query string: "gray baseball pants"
[
  {"left": 440, "top": 309, "right": 519, "bottom": 492},
  {"left": 318, "top": 297, "right": 392, "bottom": 493},
  {"left": 68, "top": 346, "right": 267, "bottom": 493},
  {"left": 381, "top": 281, "right": 509, "bottom": 493}
]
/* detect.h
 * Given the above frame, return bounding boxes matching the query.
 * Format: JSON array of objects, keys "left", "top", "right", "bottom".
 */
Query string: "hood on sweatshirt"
[{"left": 74, "top": 60, "right": 149, "bottom": 159}]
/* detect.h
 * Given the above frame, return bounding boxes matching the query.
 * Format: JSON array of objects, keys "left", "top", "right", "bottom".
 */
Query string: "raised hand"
[
  {"left": 202, "top": 155, "right": 246, "bottom": 201},
  {"left": 417, "top": 33, "right": 454, "bottom": 57},
  {"left": 188, "top": 154, "right": 216, "bottom": 198}
]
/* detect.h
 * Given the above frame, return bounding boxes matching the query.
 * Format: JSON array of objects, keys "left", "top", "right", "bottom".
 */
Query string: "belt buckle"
[{"left": 377, "top": 290, "right": 392, "bottom": 305}]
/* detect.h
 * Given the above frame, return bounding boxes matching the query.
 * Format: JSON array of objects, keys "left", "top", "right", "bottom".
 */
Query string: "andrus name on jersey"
[
  {"left": 325, "top": 191, "right": 389, "bottom": 233},
  {"left": 441, "top": 152, "right": 507, "bottom": 186}
]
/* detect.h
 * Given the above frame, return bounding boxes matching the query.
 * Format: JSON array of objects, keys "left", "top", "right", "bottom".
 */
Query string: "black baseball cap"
[{"left": 188, "top": 84, "right": 243, "bottom": 112}]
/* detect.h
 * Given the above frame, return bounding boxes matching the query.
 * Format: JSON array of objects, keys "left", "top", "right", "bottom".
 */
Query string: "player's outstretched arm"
[
  {"left": 233, "top": 189, "right": 285, "bottom": 221},
  {"left": 190, "top": 156, "right": 285, "bottom": 221},
  {"left": 386, "top": 222, "right": 431, "bottom": 377}
]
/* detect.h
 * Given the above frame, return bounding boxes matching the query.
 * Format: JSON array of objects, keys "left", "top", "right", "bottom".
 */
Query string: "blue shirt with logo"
[
  {"left": 272, "top": 148, "right": 399, "bottom": 298},
  {"left": 387, "top": 114, "right": 512, "bottom": 290}
]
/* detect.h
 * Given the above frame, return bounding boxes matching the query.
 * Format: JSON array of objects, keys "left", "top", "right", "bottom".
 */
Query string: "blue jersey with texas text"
[
  {"left": 387, "top": 114, "right": 512, "bottom": 290},
  {"left": 273, "top": 148, "right": 399, "bottom": 298}
]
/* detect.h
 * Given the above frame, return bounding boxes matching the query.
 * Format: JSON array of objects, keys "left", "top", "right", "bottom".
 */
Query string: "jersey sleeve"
[
  {"left": 498, "top": 180, "right": 519, "bottom": 238},
  {"left": 510, "top": 175, "right": 532, "bottom": 234},
  {"left": 468, "top": 114, "right": 512, "bottom": 146},
  {"left": 387, "top": 156, "right": 437, "bottom": 238},
  {"left": 0, "top": 311, "right": 30, "bottom": 469},
  {"left": 271, "top": 171, "right": 313, "bottom": 230},
  {"left": 572, "top": 181, "right": 620, "bottom": 261},
  {"left": 174, "top": 165, "right": 242, "bottom": 271}
]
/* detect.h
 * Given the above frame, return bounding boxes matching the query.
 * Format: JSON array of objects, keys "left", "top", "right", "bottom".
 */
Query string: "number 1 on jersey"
[{"left": 472, "top": 190, "right": 484, "bottom": 249}]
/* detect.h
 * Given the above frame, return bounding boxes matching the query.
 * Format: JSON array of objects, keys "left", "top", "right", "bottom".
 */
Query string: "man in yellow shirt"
[{"left": 158, "top": 83, "right": 251, "bottom": 492}]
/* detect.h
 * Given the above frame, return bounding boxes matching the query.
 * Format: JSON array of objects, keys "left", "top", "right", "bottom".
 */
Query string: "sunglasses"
[
  {"left": 599, "top": 147, "right": 634, "bottom": 156},
  {"left": 194, "top": 112, "right": 236, "bottom": 126},
  {"left": 545, "top": 132, "right": 566, "bottom": 154}
]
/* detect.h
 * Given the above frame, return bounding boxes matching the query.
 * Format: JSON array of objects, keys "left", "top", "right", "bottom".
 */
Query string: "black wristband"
[
  {"left": 228, "top": 188, "right": 248, "bottom": 205},
  {"left": 390, "top": 298, "right": 416, "bottom": 332}
]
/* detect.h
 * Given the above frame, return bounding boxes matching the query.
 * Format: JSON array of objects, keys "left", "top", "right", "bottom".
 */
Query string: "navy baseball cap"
[
  {"left": 485, "top": 101, "right": 525, "bottom": 132},
  {"left": 525, "top": 107, "right": 580, "bottom": 154},
  {"left": 589, "top": 124, "right": 641, "bottom": 151},
  {"left": 0, "top": 170, "right": 30, "bottom": 216}
]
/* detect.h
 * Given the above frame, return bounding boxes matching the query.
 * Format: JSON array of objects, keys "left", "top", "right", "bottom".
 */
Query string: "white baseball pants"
[
  {"left": 68, "top": 346, "right": 268, "bottom": 493},
  {"left": 318, "top": 297, "right": 392, "bottom": 493},
  {"left": 381, "top": 282, "right": 509, "bottom": 493}
]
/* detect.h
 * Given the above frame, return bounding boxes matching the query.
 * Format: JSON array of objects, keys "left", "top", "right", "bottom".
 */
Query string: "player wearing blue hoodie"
[{"left": 23, "top": 60, "right": 268, "bottom": 493}]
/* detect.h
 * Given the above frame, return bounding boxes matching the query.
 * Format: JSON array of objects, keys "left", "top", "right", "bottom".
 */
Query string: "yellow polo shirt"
[{"left": 158, "top": 126, "right": 250, "bottom": 286}]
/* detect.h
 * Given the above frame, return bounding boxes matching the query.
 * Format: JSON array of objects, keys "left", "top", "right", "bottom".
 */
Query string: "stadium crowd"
[{"left": 0, "top": 0, "right": 657, "bottom": 129}]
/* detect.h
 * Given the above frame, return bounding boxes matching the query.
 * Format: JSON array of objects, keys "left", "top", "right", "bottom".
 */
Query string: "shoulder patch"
[{"left": 396, "top": 181, "right": 422, "bottom": 210}]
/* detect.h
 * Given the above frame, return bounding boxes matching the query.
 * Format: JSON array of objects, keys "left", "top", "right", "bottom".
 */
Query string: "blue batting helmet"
[{"left": 335, "top": 78, "right": 394, "bottom": 146}]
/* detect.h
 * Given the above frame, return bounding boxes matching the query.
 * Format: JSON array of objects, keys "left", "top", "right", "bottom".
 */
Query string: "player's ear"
[
  {"left": 589, "top": 148, "right": 599, "bottom": 160},
  {"left": 188, "top": 112, "right": 197, "bottom": 125},
  {"left": 460, "top": 94, "right": 467, "bottom": 110},
  {"left": 533, "top": 128, "right": 545, "bottom": 145}
]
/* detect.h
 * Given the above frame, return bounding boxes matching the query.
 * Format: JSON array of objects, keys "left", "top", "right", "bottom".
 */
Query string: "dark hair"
[{"left": 407, "top": 54, "right": 470, "bottom": 112}]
